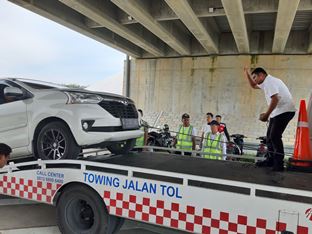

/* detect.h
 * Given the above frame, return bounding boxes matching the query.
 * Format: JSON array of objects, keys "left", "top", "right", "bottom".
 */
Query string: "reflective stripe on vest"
[
  {"left": 203, "top": 133, "right": 222, "bottom": 160},
  {"left": 135, "top": 126, "right": 145, "bottom": 146},
  {"left": 176, "top": 125, "right": 193, "bottom": 151}
]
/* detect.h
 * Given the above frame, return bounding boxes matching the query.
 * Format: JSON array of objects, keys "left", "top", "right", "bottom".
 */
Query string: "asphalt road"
[{"left": 0, "top": 197, "right": 186, "bottom": 234}]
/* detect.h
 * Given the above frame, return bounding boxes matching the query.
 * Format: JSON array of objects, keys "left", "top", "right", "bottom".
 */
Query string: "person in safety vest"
[
  {"left": 135, "top": 109, "right": 148, "bottom": 151},
  {"left": 174, "top": 113, "right": 196, "bottom": 155},
  {"left": 200, "top": 112, "right": 214, "bottom": 149},
  {"left": 216, "top": 115, "right": 230, "bottom": 142},
  {"left": 0, "top": 143, "right": 11, "bottom": 168},
  {"left": 202, "top": 120, "right": 227, "bottom": 160}
]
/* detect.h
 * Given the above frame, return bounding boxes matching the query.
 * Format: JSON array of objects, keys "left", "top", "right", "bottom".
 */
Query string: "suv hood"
[{"left": 65, "top": 89, "right": 134, "bottom": 103}]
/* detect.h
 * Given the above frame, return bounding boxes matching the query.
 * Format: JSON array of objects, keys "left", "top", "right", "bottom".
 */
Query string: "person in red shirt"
[{"left": 216, "top": 115, "right": 230, "bottom": 142}]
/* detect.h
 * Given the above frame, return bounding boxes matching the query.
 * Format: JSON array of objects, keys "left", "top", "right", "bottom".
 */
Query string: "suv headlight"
[{"left": 65, "top": 92, "right": 103, "bottom": 104}]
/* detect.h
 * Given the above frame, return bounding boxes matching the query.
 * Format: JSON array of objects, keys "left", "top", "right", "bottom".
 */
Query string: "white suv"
[{"left": 0, "top": 78, "right": 142, "bottom": 160}]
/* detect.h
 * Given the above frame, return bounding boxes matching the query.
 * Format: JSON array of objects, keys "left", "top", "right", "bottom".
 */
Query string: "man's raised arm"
[{"left": 244, "top": 67, "right": 260, "bottom": 89}]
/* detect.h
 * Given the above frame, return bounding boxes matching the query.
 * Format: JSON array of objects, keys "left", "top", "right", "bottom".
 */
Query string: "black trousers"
[{"left": 266, "top": 111, "right": 295, "bottom": 169}]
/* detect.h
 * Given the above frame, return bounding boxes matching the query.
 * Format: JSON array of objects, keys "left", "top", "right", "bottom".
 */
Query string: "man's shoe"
[
  {"left": 272, "top": 165, "right": 284, "bottom": 172},
  {"left": 272, "top": 167, "right": 284, "bottom": 171},
  {"left": 256, "top": 159, "right": 273, "bottom": 167}
]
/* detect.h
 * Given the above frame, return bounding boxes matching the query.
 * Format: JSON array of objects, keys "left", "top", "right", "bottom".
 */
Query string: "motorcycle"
[
  {"left": 227, "top": 134, "right": 246, "bottom": 158},
  {"left": 147, "top": 124, "right": 174, "bottom": 150},
  {"left": 256, "top": 136, "right": 268, "bottom": 159}
]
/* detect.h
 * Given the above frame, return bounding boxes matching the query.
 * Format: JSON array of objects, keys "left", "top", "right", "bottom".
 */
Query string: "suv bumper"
[{"left": 75, "top": 129, "right": 143, "bottom": 146}]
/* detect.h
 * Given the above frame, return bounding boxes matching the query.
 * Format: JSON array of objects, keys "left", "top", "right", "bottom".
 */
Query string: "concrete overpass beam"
[
  {"left": 308, "top": 25, "right": 312, "bottom": 53},
  {"left": 221, "top": 0, "right": 249, "bottom": 53},
  {"left": 111, "top": 0, "right": 190, "bottom": 55},
  {"left": 272, "top": 0, "right": 300, "bottom": 53},
  {"left": 58, "top": 0, "right": 165, "bottom": 57},
  {"left": 118, "top": 0, "right": 312, "bottom": 25},
  {"left": 84, "top": 18, "right": 102, "bottom": 28},
  {"left": 164, "top": 0, "right": 218, "bottom": 54},
  {"left": 9, "top": 0, "right": 142, "bottom": 57}
]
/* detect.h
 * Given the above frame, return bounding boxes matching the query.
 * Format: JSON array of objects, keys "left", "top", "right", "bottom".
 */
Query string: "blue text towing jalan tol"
[{"left": 83, "top": 172, "right": 182, "bottom": 199}]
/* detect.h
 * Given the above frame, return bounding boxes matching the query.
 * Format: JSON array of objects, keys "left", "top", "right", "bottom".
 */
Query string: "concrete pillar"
[{"left": 126, "top": 55, "right": 312, "bottom": 145}]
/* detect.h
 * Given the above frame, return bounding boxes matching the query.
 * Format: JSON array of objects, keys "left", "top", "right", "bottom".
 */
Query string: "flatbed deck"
[
  {"left": 89, "top": 152, "right": 312, "bottom": 192},
  {"left": 5, "top": 151, "right": 312, "bottom": 233}
]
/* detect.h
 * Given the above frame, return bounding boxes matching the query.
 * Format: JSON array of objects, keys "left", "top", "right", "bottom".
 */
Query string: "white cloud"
[
  {"left": 87, "top": 73, "right": 123, "bottom": 94},
  {"left": 0, "top": 2, "right": 60, "bottom": 69},
  {"left": 0, "top": 1, "right": 125, "bottom": 90}
]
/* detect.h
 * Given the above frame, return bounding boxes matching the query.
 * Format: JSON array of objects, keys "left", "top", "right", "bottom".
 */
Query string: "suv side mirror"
[{"left": 4, "top": 87, "right": 24, "bottom": 98}]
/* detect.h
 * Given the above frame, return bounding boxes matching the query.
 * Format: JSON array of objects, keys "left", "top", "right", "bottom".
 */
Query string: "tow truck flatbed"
[
  {"left": 1, "top": 151, "right": 312, "bottom": 233},
  {"left": 90, "top": 152, "right": 312, "bottom": 193}
]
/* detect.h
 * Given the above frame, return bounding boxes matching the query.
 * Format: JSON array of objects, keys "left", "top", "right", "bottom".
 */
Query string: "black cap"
[
  {"left": 0, "top": 143, "right": 12, "bottom": 156},
  {"left": 210, "top": 120, "right": 219, "bottom": 126},
  {"left": 182, "top": 113, "right": 190, "bottom": 119}
]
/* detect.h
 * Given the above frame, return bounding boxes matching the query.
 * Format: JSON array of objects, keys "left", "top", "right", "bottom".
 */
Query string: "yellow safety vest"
[
  {"left": 203, "top": 133, "right": 222, "bottom": 160},
  {"left": 176, "top": 125, "right": 193, "bottom": 151},
  {"left": 135, "top": 126, "right": 145, "bottom": 146}
]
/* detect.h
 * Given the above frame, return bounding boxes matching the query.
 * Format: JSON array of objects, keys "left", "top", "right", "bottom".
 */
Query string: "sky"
[{"left": 0, "top": 1, "right": 125, "bottom": 94}]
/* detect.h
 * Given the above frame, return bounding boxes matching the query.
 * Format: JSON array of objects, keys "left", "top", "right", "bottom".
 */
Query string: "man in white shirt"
[
  {"left": 200, "top": 112, "right": 213, "bottom": 148},
  {"left": 244, "top": 67, "right": 296, "bottom": 171}
]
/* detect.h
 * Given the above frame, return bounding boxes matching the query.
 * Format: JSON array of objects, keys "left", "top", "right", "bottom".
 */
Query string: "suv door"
[{"left": 0, "top": 80, "right": 29, "bottom": 151}]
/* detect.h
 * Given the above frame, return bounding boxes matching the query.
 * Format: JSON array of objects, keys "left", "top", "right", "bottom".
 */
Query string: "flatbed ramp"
[{"left": 1, "top": 152, "right": 312, "bottom": 233}]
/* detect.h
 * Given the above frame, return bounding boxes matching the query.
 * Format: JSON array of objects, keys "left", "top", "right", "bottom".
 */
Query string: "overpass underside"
[
  {"left": 9, "top": 0, "right": 312, "bottom": 145},
  {"left": 8, "top": 0, "right": 312, "bottom": 57}
]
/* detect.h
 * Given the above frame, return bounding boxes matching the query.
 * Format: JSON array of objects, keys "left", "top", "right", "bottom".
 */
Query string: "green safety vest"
[
  {"left": 176, "top": 125, "right": 193, "bottom": 151},
  {"left": 203, "top": 133, "right": 222, "bottom": 160},
  {"left": 135, "top": 126, "right": 145, "bottom": 146}
]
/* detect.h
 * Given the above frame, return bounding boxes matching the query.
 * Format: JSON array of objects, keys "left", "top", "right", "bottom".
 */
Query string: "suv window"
[
  {"left": 0, "top": 80, "right": 31, "bottom": 104},
  {"left": 0, "top": 84, "right": 8, "bottom": 104},
  {"left": 21, "top": 82, "right": 56, "bottom": 90}
]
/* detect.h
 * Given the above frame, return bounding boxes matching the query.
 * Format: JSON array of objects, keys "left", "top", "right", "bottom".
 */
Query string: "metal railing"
[{"left": 133, "top": 145, "right": 266, "bottom": 162}]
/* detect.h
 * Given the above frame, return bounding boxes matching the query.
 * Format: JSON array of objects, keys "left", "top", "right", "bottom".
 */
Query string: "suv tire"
[{"left": 36, "top": 121, "right": 80, "bottom": 160}]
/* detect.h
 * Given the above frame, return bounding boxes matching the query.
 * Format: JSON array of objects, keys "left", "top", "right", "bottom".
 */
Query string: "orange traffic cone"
[{"left": 290, "top": 100, "right": 312, "bottom": 167}]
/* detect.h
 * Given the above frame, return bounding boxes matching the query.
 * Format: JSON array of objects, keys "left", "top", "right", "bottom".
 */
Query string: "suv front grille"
[{"left": 99, "top": 100, "right": 138, "bottom": 118}]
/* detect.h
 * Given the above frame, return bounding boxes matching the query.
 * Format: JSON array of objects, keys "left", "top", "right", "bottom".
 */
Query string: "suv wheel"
[
  {"left": 36, "top": 121, "right": 80, "bottom": 160},
  {"left": 107, "top": 139, "right": 135, "bottom": 155}
]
